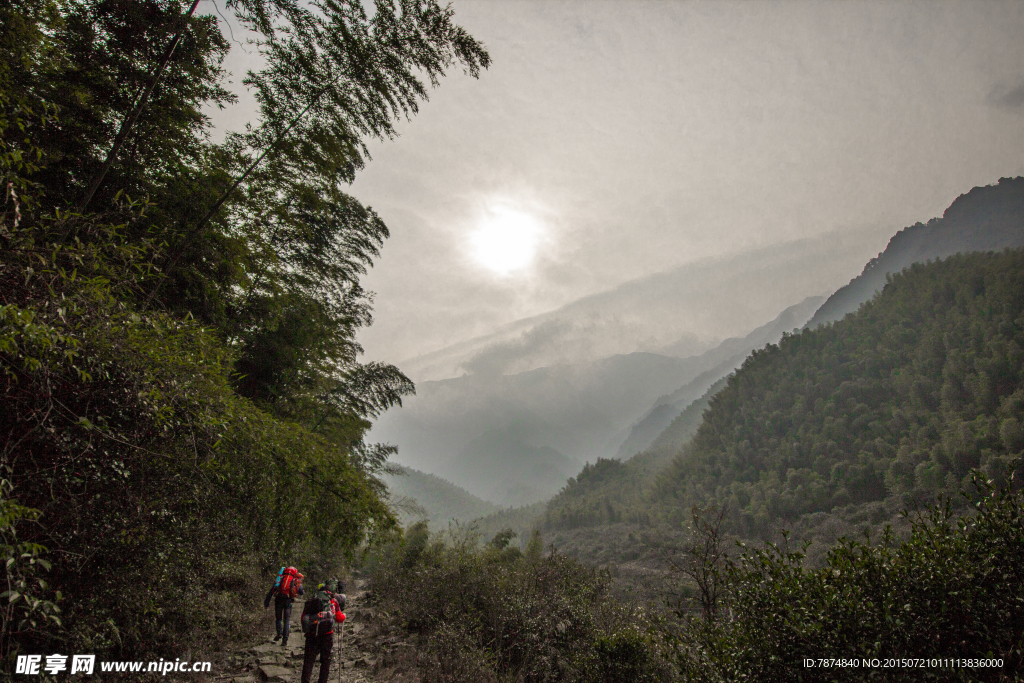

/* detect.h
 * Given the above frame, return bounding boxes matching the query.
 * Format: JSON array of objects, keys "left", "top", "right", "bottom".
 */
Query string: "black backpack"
[{"left": 302, "top": 593, "right": 335, "bottom": 636}]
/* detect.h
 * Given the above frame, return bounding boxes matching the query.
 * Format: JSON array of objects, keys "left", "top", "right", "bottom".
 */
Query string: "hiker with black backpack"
[
  {"left": 264, "top": 566, "right": 305, "bottom": 647},
  {"left": 325, "top": 578, "right": 345, "bottom": 611},
  {"left": 300, "top": 583, "right": 346, "bottom": 683}
]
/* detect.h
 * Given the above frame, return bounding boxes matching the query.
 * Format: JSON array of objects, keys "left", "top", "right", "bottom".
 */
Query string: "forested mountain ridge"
[
  {"left": 656, "top": 249, "right": 1024, "bottom": 536},
  {"left": 541, "top": 297, "right": 824, "bottom": 535},
  {"left": 542, "top": 377, "right": 728, "bottom": 534},
  {"left": 807, "top": 176, "right": 1024, "bottom": 328},
  {"left": 614, "top": 295, "right": 824, "bottom": 460}
]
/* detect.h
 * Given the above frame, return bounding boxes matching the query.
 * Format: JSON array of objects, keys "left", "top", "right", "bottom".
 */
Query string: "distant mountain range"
[
  {"left": 371, "top": 296, "right": 829, "bottom": 506},
  {"left": 379, "top": 176, "right": 1024, "bottom": 570},
  {"left": 370, "top": 232, "right": 891, "bottom": 506},
  {"left": 806, "top": 177, "right": 1024, "bottom": 328},
  {"left": 447, "top": 429, "right": 579, "bottom": 507},
  {"left": 372, "top": 350, "right": 725, "bottom": 504},
  {"left": 383, "top": 466, "right": 500, "bottom": 529}
]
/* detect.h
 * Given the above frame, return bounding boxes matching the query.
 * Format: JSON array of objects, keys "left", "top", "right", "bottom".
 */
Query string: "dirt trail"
[{"left": 212, "top": 580, "right": 417, "bottom": 683}]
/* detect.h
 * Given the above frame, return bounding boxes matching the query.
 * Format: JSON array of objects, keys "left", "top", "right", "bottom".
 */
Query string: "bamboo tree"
[{"left": 77, "top": 0, "right": 202, "bottom": 212}]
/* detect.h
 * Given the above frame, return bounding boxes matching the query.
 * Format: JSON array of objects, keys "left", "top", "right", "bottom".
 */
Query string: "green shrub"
[
  {"left": 670, "top": 474, "right": 1024, "bottom": 682},
  {"left": 594, "top": 628, "right": 665, "bottom": 683},
  {"left": 0, "top": 479, "right": 61, "bottom": 672},
  {"left": 420, "top": 623, "right": 497, "bottom": 683},
  {"left": 367, "top": 524, "right": 674, "bottom": 682}
]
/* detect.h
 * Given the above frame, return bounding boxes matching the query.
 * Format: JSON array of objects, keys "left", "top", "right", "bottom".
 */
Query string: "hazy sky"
[{"left": 209, "top": 0, "right": 1024, "bottom": 369}]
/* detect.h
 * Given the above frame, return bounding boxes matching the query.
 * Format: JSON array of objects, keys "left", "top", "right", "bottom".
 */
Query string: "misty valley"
[{"left": 2, "top": 2, "right": 1024, "bottom": 683}]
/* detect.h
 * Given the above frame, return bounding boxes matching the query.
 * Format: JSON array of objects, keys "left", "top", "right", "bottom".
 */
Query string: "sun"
[{"left": 468, "top": 205, "right": 544, "bottom": 275}]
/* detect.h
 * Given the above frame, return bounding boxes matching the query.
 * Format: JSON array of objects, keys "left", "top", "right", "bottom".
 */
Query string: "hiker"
[
  {"left": 325, "top": 578, "right": 346, "bottom": 611},
  {"left": 300, "top": 583, "right": 346, "bottom": 683},
  {"left": 264, "top": 566, "right": 304, "bottom": 646}
]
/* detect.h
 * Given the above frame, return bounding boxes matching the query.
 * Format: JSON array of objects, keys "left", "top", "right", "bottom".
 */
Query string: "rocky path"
[{"left": 212, "top": 580, "right": 418, "bottom": 683}]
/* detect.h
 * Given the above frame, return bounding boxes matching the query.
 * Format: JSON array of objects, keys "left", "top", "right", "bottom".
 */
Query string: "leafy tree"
[{"left": 0, "top": 0, "right": 489, "bottom": 665}]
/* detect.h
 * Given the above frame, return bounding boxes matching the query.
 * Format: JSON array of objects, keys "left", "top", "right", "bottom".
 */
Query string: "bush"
[
  {"left": 0, "top": 479, "right": 61, "bottom": 671},
  {"left": 420, "top": 623, "right": 497, "bottom": 683},
  {"left": 670, "top": 474, "right": 1024, "bottom": 682},
  {"left": 366, "top": 524, "right": 674, "bottom": 682}
]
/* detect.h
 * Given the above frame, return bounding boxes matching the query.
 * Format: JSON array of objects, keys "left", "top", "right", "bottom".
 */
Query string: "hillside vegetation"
[
  {"left": 363, "top": 479, "right": 1024, "bottom": 682},
  {"left": 670, "top": 479, "right": 1024, "bottom": 681},
  {"left": 615, "top": 296, "right": 823, "bottom": 460},
  {"left": 365, "top": 522, "right": 674, "bottom": 682},
  {"left": 656, "top": 249, "right": 1024, "bottom": 536},
  {"left": 542, "top": 376, "right": 727, "bottom": 536},
  {"left": 0, "top": 0, "right": 487, "bottom": 669}
]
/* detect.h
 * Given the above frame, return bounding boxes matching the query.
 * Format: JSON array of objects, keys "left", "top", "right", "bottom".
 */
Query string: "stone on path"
[
  {"left": 257, "top": 664, "right": 292, "bottom": 682},
  {"left": 258, "top": 653, "right": 287, "bottom": 667},
  {"left": 252, "top": 643, "right": 279, "bottom": 654}
]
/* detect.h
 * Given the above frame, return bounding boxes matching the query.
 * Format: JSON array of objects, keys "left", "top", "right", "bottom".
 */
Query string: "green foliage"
[
  {"left": 1, "top": 0, "right": 489, "bottom": 666},
  {"left": 0, "top": 479, "right": 61, "bottom": 670},
  {"left": 367, "top": 523, "right": 673, "bottom": 682},
  {"left": 546, "top": 458, "right": 634, "bottom": 529},
  {"left": 670, "top": 477, "right": 1024, "bottom": 681},
  {"left": 0, "top": 197, "right": 393, "bottom": 658},
  {"left": 594, "top": 628, "right": 665, "bottom": 683},
  {"left": 656, "top": 250, "right": 1024, "bottom": 536},
  {"left": 545, "top": 453, "right": 669, "bottom": 532}
]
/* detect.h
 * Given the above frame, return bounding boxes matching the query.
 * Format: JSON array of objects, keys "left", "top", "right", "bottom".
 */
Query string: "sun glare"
[{"left": 469, "top": 205, "right": 544, "bottom": 275}]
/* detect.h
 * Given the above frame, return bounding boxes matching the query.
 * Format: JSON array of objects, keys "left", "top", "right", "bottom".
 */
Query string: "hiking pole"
[
  {"left": 337, "top": 620, "right": 344, "bottom": 683},
  {"left": 331, "top": 628, "right": 337, "bottom": 683}
]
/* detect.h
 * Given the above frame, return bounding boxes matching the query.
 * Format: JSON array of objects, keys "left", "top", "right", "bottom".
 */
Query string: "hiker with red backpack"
[
  {"left": 300, "top": 582, "right": 346, "bottom": 683},
  {"left": 264, "top": 566, "right": 304, "bottom": 646}
]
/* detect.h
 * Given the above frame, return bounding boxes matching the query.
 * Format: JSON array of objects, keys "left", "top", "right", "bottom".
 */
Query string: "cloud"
[
  {"left": 461, "top": 319, "right": 574, "bottom": 376},
  {"left": 989, "top": 80, "right": 1024, "bottom": 111}
]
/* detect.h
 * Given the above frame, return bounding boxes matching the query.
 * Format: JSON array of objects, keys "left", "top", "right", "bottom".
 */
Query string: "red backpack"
[{"left": 277, "top": 567, "right": 301, "bottom": 599}]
